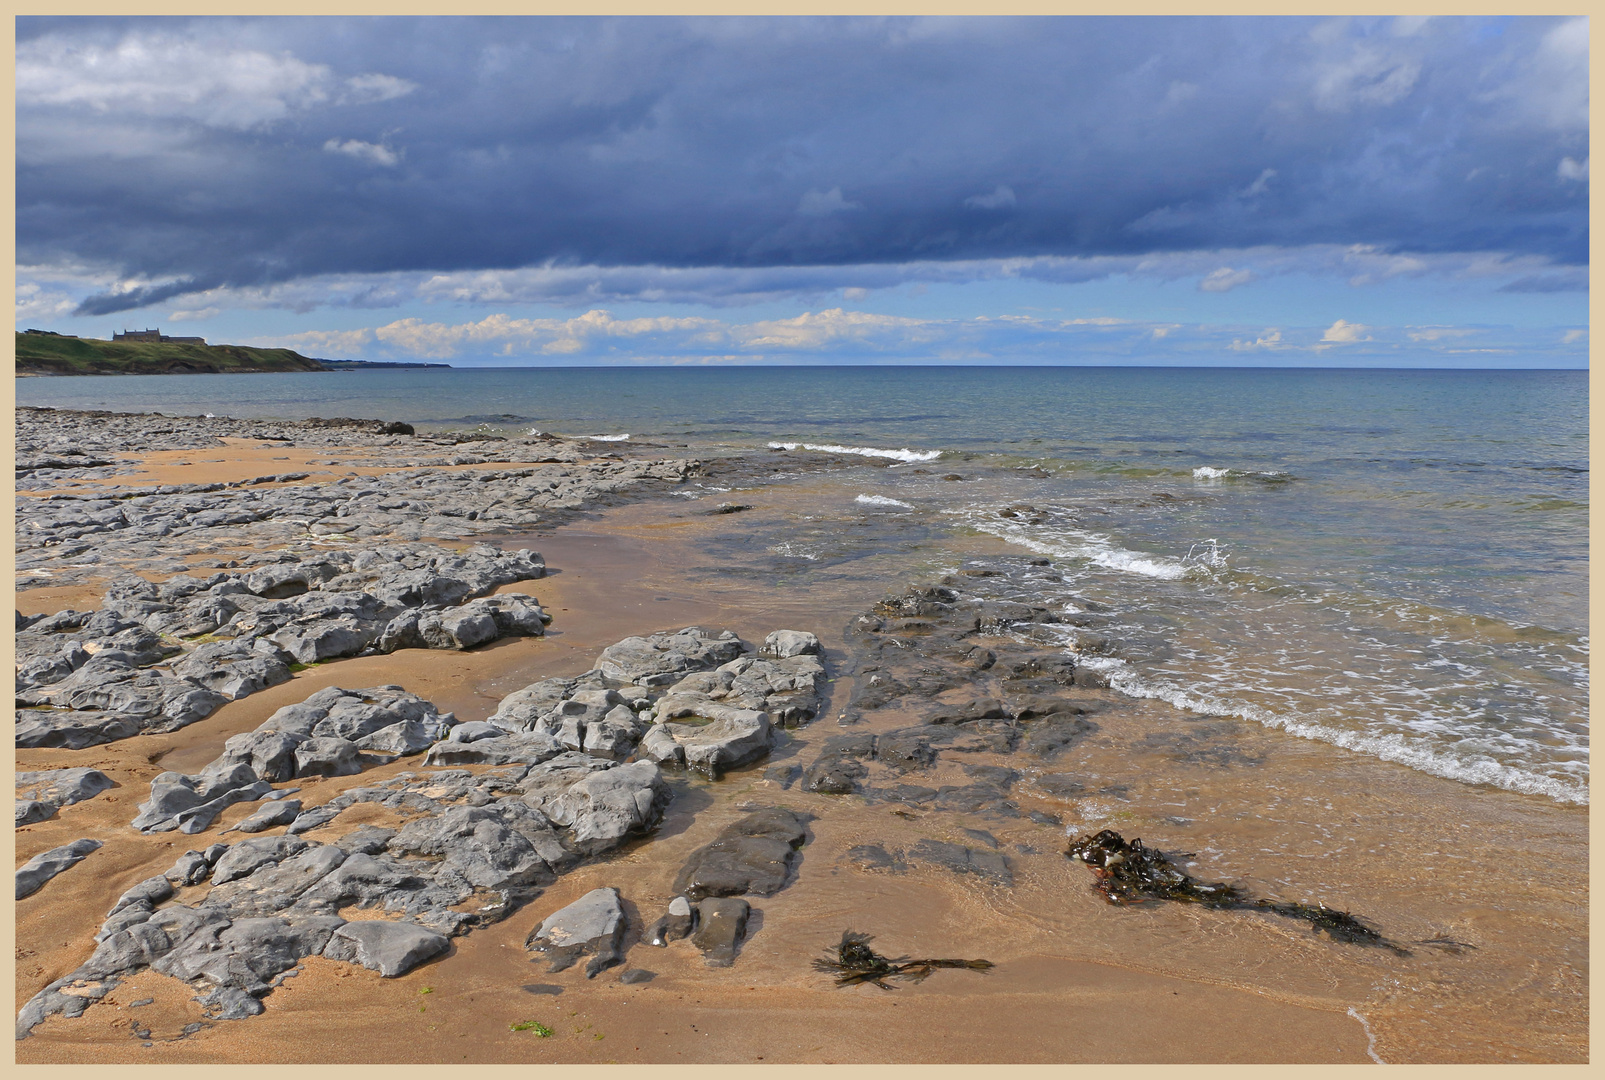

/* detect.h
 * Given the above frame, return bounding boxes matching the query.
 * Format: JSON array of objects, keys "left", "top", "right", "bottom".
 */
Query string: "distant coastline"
[{"left": 13, "top": 331, "right": 451, "bottom": 376}]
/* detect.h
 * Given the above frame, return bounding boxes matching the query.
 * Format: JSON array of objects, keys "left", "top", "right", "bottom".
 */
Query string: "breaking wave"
[{"left": 768, "top": 441, "right": 942, "bottom": 463}]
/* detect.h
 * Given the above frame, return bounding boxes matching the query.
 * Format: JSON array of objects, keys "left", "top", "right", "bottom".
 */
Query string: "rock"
[
  {"left": 293, "top": 737, "right": 363, "bottom": 778},
  {"left": 447, "top": 721, "right": 508, "bottom": 743},
  {"left": 671, "top": 807, "right": 810, "bottom": 901},
  {"left": 416, "top": 605, "right": 498, "bottom": 650},
  {"left": 171, "top": 640, "right": 293, "bottom": 700},
  {"left": 691, "top": 897, "right": 750, "bottom": 967},
  {"left": 596, "top": 627, "right": 745, "bottom": 687},
  {"left": 844, "top": 844, "right": 906, "bottom": 873},
  {"left": 14, "top": 711, "right": 142, "bottom": 750},
  {"left": 216, "top": 731, "right": 306, "bottom": 783},
  {"left": 618, "top": 968, "right": 655, "bottom": 984},
  {"left": 760, "top": 629, "right": 821, "bottom": 658},
  {"left": 638, "top": 725, "right": 685, "bottom": 768},
  {"left": 648, "top": 895, "right": 695, "bottom": 946},
  {"left": 908, "top": 839, "right": 1013, "bottom": 885},
  {"left": 16, "top": 800, "right": 55, "bottom": 827},
  {"left": 272, "top": 617, "right": 380, "bottom": 665},
  {"left": 581, "top": 704, "right": 647, "bottom": 758},
  {"left": 210, "top": 836, "right": 309, "bottom": 885},
  {"left": 17, "top": 838, "right": 102, "bottom": 899},
  {"left": 334, "top": 826, "right": 396, "bottom": 855},
  {"left": 323, "top": 920, "right": 449, "bottom": 977},
  {"left": 803, "top": 733, "right": 875, "bottom": 794},
  {"left": 164, "top": 850, "right": 212, "bottom": 886},
  {"left": 226, "top": 800, "right": 303, "bottom": 834},
  {"left": 424, "top": 731, "right": 562, "bottom": 767},
  {"left": 357, "top": 718, "right": 450, "bottom": 758},
  {"left": 525, "top": 887, "right": 626, "bottom": 978},
  {"left": 132, "top": 763, "right": 275, "bottom": 834},
  {"left": 543, "top": 761, "right": 671, "bottom": 856},
  {"left": 387, "top": 805, "right": 553, "bottom": 891},
  {"left": 876, "top": 729, "right": 937, "bottom": 770},
  {"left": 662, "top": 708, "right": 773, "bottom": 778},
  {"left": 928, "top": 698, "right": 1012, "bottom": 725},
  {"left": 108, "top": 875, "right": 174, "bottom": 916},
  {"left": 763, "top": 763, "right": 800, "bottom": 789},
  {"left": 14, "top": 767, "right": 115, "bottom": 809},
  {"left": 1022, "top": 717, "right": 1098, "bottom": 758}
]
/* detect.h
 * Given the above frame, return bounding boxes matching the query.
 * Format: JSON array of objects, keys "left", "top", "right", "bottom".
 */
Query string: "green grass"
[
  {"left": 15, "top": 332, "right": 327, "bottom": 376},
  {"left": 510, "top": 1020, "right": 553, "bottom": 1036}
]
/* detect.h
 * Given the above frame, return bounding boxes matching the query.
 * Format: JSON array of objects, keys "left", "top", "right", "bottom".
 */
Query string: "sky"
[{"left": 15, "top": 15, "right": 1589, "bottom": 368}]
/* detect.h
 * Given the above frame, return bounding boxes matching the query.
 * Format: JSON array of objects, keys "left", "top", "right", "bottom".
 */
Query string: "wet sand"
[{"left": 14, "top": 445, "right": 1586, "bottom": 1064}]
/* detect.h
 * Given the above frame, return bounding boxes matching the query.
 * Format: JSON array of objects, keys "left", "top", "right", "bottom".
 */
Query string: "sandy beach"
[{"left": 13, "top": 408, "right": 1587, "bottom": 1065}]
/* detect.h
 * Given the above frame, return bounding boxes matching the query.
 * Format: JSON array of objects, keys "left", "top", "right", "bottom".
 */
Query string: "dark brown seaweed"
[
  {"left": 812, "top": 930, "right": 994, "bottom": 989},
  {"left": 1067, "top": 829, "right": 1417, "bottom": 956}
]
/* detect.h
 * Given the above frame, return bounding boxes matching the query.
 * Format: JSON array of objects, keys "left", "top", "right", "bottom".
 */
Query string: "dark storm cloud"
[{"left": 15, "top": 15, "right": 1589, "bottom": 315}]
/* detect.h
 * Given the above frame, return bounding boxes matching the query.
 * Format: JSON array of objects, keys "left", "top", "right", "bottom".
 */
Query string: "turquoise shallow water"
[{"left": 17, "top": 366, "right": 1589, "bottom": 802}]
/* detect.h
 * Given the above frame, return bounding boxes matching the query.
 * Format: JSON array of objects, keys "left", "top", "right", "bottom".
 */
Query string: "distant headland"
[{"left": 15, "top": 330, "right": 451, "bottom": 376}]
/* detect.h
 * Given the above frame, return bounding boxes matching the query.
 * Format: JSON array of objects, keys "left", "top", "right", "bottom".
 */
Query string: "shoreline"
[{"left": 12, "top": 407, "right": 1587, "bottom": 1063}]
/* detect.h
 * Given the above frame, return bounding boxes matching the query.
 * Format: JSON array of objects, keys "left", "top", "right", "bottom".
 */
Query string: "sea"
[{"left": 16, "top": 366, "right": 1589, "bottom": 806}]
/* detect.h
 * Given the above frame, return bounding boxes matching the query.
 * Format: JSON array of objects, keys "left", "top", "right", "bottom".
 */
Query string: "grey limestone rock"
[
  {"left": 908, "top": 839, "right": 1013, "bottom": 886},
  {"left": 691, "top": 897, "right": 750, "bottom": 967},
  {"left": 164, "top": 850, "right": 213, "bottom": 886},
  {"left": 525, "top": 886, "right": 626, "bottom": 978},
  {"left": 671, "top": 807, "right": 810, "bottom": 902},
  {"left": 596, "top": 626, "right": 744, "bottom": 687},
  {"left": 15, "top": 767, "right": 116, "bottom": 809},
  {"left": 648, "top": 895, "right": 695, "bottom": 946},
  {"left": 760, "top": 629, "right": 821, "bottom": 658},
  {"left": 16, "top": 800, "right": 56, "bottom": 827},
  {"left": 226, "top": 799, "right": 303, "bottom": 834},
  {"left": 543, "top": 761, "right": 671, "bottom": 856},
  {"left": 323, "top": 920, "right": 449, "bottom": 977},
  {"left": 424, "top": 730, "right": 563, "bottom": 767},
  {"left": 211, "top": 836, "right": 310, "bottom": 885},
  {"left": 293, "top": 737, "right": 363, "bottom": 778},
  {"left": 16, "top": 838, "right": 102, "bottom": 899}
]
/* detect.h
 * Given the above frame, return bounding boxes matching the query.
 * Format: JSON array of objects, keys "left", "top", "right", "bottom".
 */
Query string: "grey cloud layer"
[{"left": 16, "top": 16, "right": 1589, "bottom": 315}]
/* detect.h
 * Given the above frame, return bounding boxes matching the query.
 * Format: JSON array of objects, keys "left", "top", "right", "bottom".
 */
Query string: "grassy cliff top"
[{"left": 15, "top": 333, "right": 328, "bottom": 376}]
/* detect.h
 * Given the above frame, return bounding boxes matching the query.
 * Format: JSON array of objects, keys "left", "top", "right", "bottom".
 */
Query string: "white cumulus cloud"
[
  {"left": 1558, "top": 156, "right": 1589, "bottom": 181},
  {"left": 1199, "top": 267, "right": 1255, "bottom": 292},
  {"left": 1229, "top": 329, "right": 1285, "bottom": 351},
  {"left": 1320, "top": 318, "right": 1371, "bottom": 343}
]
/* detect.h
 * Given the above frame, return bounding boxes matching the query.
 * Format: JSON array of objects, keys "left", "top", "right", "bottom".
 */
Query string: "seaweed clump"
[
  {"left": 813, "top": 930, "right": 994, "bottom": 989},
  {"left": 1067, "top": 830, "right": 1414, "bottom": 956}
]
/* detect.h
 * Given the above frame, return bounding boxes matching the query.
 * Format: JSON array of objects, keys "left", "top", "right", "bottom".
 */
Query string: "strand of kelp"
[
  {"left": 813, "top": 930, "right": 995, "bottom": 989},
  {"left": 1066, "top": 830, "right": 1475, "bottom": 957}
]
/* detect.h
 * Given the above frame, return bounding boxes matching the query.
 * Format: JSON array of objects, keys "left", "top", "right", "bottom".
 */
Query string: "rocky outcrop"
[{"left": 14, "top": 544, "right": 549, "bottom": 750}]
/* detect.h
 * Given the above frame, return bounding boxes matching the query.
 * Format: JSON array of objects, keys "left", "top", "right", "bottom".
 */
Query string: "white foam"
[
  {"left": 1193, "top": 466, "right": 1231, "bottom": 479},
  {"left": 1074, "top": 654, "right": 1589, "bottom": 805},
  {"left": 768, "top": 541, "right": 821, "bottom": 561},
  {"left": 969, "top": 515, "right": 1192, "bottom": 580},
  {"left": 587, "top": 433, "right": 630, "bottom": 442},
  {"left": 1346, "top": 1009, "right": 1386, "bottom": 1065},
  {"left": 768, "top": 441, "right": 942, "bottom": 463},
  {"left": 855, "top": 494, "right": 914, "bottom": 509}
]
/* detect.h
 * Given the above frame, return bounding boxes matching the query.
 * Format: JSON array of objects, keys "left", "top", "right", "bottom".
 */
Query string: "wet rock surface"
[{"left": 525, "top": 887, "right": 627, "bottom": 978}]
